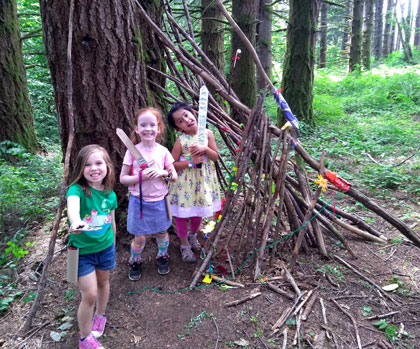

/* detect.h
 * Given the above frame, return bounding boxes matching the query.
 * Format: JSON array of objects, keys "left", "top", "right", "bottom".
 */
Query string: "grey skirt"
[{"left": 127, "top": 195, "right": 171, "bottom": 235}]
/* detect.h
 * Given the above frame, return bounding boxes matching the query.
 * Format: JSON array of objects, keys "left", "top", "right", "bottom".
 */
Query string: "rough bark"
[
  {"left": 39, "top": 0, "right": 161, "bottom": 198},
  {"left": 396, "top": 1, "right": 414, "bottom": 63},
  {"left": 341, "top": 0, "right": 353, "bottom": 60},
  {"left": 362, "top": 0, "right": 374, "bottom": 70},
  {"left": 230, "top": 0, "right": 258, "bottom": 113},
  {"left": 383, "top": 0, "right": 395, "bottom": 56},
  {"left": 0, "top": 0, "right": 40, "bottom": 152},
  {"left": 390, "top": 5, "right": 396, "bottom": 52},
  {"left": 201, "top": 0, "right": 226, "bottom": 106},
  {"left": 373, "top": 0, "right": 383, "bottom": 59},
  {"left": 318, "top": 2, "right": 328, "bottom": 68},
  {"left": 349, "top": 0, "right": 363, "bottom": 72},
  {"left": 281, "top": 0, "right": 320, "bottom": 127},
  {"left": 256, "top": 0, "right": 272, "bottom": 90},
  {"left": 415, "top": 0, "right": 420, "bottom": 47}
]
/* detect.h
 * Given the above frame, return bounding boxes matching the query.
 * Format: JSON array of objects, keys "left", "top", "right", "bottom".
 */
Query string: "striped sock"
[
  {"left": 155, "top": 234, "right": 169, "bottom": 257},
  {"left": 129, "top": 240, "right": 145, "bottom": 263}
]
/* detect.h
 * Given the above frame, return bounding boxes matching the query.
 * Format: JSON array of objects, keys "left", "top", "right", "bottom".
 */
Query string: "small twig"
[
  {"left": 334, "top": 255, "right": 399, "bottom": 305},
  {"left": 384, "top": 247, "right": 397, "bottom": 261},
  {"left": 212, "top": 275, "right": 244, "bottom": 288},
  {"left": 281, "top": 328, "right": 288, "bottom": 349},
  {"left": 319, "top": 298, "right": 331, "bottom": 340},
  {"left": 365, "top": 310, "right": 400, "bottom": 320},
  {"left": 224, "top": 291, "right": 261, "bottom": 307},
  {"left": 212, "top": 317, "right": 219, "bottom": 349},
  {"left": 266, "top": 282, "right": 294, "bottom": 300},
  {"left": 12, "top": 321, "right": 50, "bottom": 349},
  {"left": 293, "top": 290, "right": 313, "bottom": 316},
  {"left": 283, "top": 265, "right": 302, "bottom": 297},
  {"left": 331, "top": 298, "right": 362, "bottom": 349},
  {"left": 226, "top": 250, "right": 235, "bottom": 279},
  {"left": 302, "top": 291, "right": 318, "bottom": 320}
]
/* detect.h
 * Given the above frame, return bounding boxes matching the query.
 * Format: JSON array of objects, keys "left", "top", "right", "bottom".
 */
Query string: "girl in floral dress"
[{"left": 167, "top": 102, "right": 221, "bottom": 262}]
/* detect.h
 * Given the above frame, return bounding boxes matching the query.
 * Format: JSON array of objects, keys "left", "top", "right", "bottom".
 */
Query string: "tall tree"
[
  {"left": 390, "top": 5, "right": 397, "bottom": 52},
  {"left": 201, "top": 0, "right": 225, "bottom": 75},
  {"left": 362, "top": 0, "right": 374, "bottom": 70},
  {"left": 0, "top": 0, "right": 40, "bottom": 152},
  {"left": 230, "top": 0, "right": 258, "bottom": 111},
  {"left": 383, "top": 0, "right": 395, "bottom": 56},
  {"left": 256, "top": 0, "right": 272, "bottom": 90},
  {"left": 282, "top": 0, "right": 320, "bottom": 126},
  {"left": 349, "top": 0, "right": 364, "bottom": 71},
  {"left": 415, "top": 0, "right": 420, "bottom": 47},
  {"left": 39, "top": 0, "right": 164, "bottom": 196},
  {"left": 396, "top": 0, "right": 414, "bottom": 63},
  {"left": 373, "top": 0, "right": 384, "bottom": 59},
  {"left": 341, "top": 0, "right": 353, "bottom": 60},
  {"left": 319, "top": 2, "right": 328, "bottom": 68}
]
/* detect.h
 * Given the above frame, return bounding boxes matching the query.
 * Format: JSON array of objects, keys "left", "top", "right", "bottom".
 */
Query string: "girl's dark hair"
[
  {"left": 68, "top": 144, "right": 115, "bottom": 197},
  {"left": 167, "top": 102, "right": 195, "bottom": 129}
]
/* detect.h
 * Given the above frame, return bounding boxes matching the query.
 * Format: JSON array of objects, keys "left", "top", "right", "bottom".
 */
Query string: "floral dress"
[{"left": 169, "top": 133, "right": 221, "bottom": 218}]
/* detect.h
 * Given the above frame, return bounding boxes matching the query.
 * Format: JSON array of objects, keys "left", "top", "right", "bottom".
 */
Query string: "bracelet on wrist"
[{"left": 161, "top": 169, "right": 173, "bottom": 181}]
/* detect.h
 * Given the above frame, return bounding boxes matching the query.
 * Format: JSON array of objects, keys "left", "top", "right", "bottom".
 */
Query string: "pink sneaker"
[
  {"left": 91, "top": 314, "right": 107, "bottom": 338},
  {"left": 79, "top": 333, "right": 104, "bottom": 349}
]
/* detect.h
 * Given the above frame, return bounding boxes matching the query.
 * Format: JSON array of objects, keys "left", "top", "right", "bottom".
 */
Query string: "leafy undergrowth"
[{"left": 0, "top": 141, "right": 62, "bottom": 313}]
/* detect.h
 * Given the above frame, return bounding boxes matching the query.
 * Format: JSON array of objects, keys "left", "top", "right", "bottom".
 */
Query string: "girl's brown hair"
[
  {"left": 130, "top": 107, "right": 166, "bottom": 144},
  {"left": 68, "top": 144, "right": 115, "bottom": 197}
]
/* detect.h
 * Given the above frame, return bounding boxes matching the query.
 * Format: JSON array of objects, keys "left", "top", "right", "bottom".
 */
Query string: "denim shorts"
[{"left": 78, "top": 244, "right": 116, "bottom": 277}]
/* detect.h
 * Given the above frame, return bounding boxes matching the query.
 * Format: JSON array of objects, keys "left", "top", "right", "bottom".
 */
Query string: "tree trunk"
[
  {"left": 396, "top": 1, "right": 414, "bottom": 63},
  {"left": 383, "top": 0, "right": 395, "bottom": 56},
  {"left": 230, "top": 0, "right": 257, "bottom": 112},
  {"left": 390, "top": 6, "right": 396, "bottom": 52},
  {"left": 362, "top": 0, "right": 374, "bottom": 70},
  {"left": 349, "top": 0, "right": 364, "bottom": 72},
  {"left": 373, "top": 0, "right": 383, "bottom": 59},
  {"left": 281, "top": 0, "right": 320, "bottom": 127},
  {"left": 415, "top": 0, "right": 420, "bottom": 47},
  {"left": 318, "top": 2, "right": 328, "bottom": 68},
  {"left": 39, "top": 1, "right": 164, "bottom": 195},
  {"left": 201, "top": 0, "right": 226, "bottom": 103},
  {"left": 0, "top": 0, "right": 40, "bottom": 152},
  {"left": 256, "top": 0, "right": 272, "bottom": 90},
  {"left": 341, "top": 0, "right": 353, "bottom": 60}
]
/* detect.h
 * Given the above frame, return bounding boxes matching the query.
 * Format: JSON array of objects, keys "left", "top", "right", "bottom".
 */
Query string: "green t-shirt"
[{"left": 66, "top": 184, "right": 117, "bottom": 255}]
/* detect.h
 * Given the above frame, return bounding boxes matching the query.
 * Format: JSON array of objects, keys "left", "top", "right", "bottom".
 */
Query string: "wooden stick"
[
  {"left": 225, "top": 291, "right": 261, "bottom": 307},
  {"left": 365, "top": 311, "right": 400, "bottom": 320},
  {"left": 283, "top": 264, "right": 302, "bottom": 297},
  {"left": 302, "top": 291, "right": 318, "bottom": 320},
  {"left": 271, "top": 306, "right": 292, "bottom": 330},
  {"left": 266, "top": 282, "right": 294, "bottom": 300},
  {"left": 270, "top": 291, "right": 306, "bottom": 334},
  {"left": 282, "top": 328, "right": 288, "bottom": 349},
  {"left": 334, "top": 255, "right": 399, "bottom": 305},
  {"left": 330, "top": 298, "right": 362, "bottom": 349},
  {"left": 212, "top": 275, "right": 244, "bottom": 288},
  {"left": 22, "top": 0, "right": 75, "bottom": 333},
  {"left": 293, "top": 290, "right": 313, "bottom": 316}
]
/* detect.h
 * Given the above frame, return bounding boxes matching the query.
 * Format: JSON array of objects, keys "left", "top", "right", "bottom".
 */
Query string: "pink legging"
[{"left": 175, "top": 217, "right": 202, "bottom": 239}]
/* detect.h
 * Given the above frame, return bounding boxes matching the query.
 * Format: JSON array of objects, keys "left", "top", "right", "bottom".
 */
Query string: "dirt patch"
[{"left": 1, "top": 203, "right": 420, "bottom": 348}]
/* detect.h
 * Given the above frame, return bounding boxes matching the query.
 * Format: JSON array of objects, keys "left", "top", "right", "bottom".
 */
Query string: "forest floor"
[{"left": 1, "top": 190, "right": 420, "bottom": 349}]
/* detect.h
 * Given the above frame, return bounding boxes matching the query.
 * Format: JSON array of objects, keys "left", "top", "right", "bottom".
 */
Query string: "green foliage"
[
  {"left": 18, "top": 0, "right": 59, "bottom": 145},
  {"left": 316, "top": 264, "right": 344, "bottom": 280},
  {"left": 307, "top": 66, "right": 420, "bottom": 197},
  {"left": 177, "top": 311, "right": 215, "bottom": 339},
  {"left": 0, "top": 143, "right": 62, "bottom": 277}
]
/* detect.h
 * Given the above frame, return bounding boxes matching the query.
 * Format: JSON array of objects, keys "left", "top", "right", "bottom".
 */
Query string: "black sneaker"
[
  {"left": 157, "top": 256, "right": 170, "bottom": 275},
  {"left": 128, "top": 262, "right": 142, "bottom": 281}
]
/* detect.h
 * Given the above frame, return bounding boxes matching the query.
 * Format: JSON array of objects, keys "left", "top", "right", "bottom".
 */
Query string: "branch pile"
[{"left": 134, "top": 1, "right": 420, "bottom": 287}]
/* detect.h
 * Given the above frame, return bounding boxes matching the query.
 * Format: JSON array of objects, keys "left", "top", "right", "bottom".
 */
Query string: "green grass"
[{"left": 302, "top": 65, "right": 420, "bottom": 198}]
